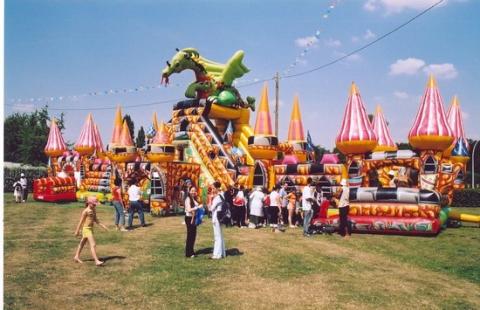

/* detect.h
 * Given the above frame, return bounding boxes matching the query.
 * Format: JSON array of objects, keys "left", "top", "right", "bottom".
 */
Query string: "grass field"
[{"left": 4, "top": 194, "right": 480, "bottom": 309}]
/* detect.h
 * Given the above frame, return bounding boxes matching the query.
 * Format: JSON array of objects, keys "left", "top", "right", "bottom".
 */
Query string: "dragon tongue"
[{"left": 161, "top": 74, "right": 169, "bottom": 86}]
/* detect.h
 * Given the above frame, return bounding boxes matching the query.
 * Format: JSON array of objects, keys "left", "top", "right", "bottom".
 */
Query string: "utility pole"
[
  {"left": 274, "top": 72, "right": 279, "bottom": 137},
  {"left": 472, "top": 140, "right": 479, "bottom": 188}
]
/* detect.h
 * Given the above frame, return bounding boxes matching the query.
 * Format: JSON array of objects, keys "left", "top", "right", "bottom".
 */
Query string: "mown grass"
[{"left": 4, "top": 194, "right": 480, "bottom": 309}]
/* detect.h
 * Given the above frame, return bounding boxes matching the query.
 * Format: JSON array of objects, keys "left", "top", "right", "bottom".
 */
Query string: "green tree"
[
  {"left": 4, "top": 113, "right": 28, "bottom": 162},
  {"left": 396, "top": 142, "right": 412, "bottom": 150},
  {"left": 4, "top": 106, "right": 65, "bottom": 165},
  {"left": 136, "top": 126, "right": 146, "bottom": 148},
  {"left": 313, "top": 145, "right": 330, "bottom": 162},
  {"left": 332, "top": 147, "right": 346, "bottom": 163},
  {"left": 123, "top": 114, "right": 135, "bottom": 142}
]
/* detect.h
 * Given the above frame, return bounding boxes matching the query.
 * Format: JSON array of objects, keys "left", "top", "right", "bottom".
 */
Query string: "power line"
[
  {"left": 282, "top": 0, "right": 444, "bottom": 80},
  {"left": 7, "top": 0, "right": 443, "bottom": 112}
]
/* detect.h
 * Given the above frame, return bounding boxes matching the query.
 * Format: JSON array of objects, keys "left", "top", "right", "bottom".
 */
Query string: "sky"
[{"left": 5, "top": 0, "right": 480, "bottom": 150}]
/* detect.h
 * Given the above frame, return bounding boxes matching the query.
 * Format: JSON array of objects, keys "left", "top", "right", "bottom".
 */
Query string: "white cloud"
[
  {"left": 364, "top": 0, "right": 447, "bottom": 14},
  {"left": 347, "top": 53, "right": 362, "bottom": 61},
  {"left": 393, "top": 91, "right": 409, "bottom": 99},
  {"left": 364, "top": 29, "right": 377, "bottom": 40},
  {"left": 11, "top": 103, "right": 35, "bottom": 113},
  {"left": 270, "top": 99, "right": 285, "bottom": 108},
  {"left": 295, "top": 36, "right": 318, "bottom": 48},
  {"left": 462, "top": 111, "right": 469, "bottom": 120},
  {"left": 389, "top": 58, "right": 426, "bottom": 75},
  {"left": 324, "top": 38, "right": 342, "bottom": 48},
  {"left": 364, "top": 0, "right": 378, "bottom": 11},
  {"left": 351, "top": 36, "right": 360, "bottom": 43},
  {"left": 422, "top": 63, "right": 458, "bottom": 79},
  {"left": 333, "top": 51, "right": 362, "bottom": 62}
]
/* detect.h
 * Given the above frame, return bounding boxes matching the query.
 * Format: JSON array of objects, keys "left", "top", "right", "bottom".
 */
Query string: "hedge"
[
  {"left": 4, "top": 164, "right": 48, "bottom": 193},
  {"left": 451, "top": 189, "right": 480, "bottom": 208}
]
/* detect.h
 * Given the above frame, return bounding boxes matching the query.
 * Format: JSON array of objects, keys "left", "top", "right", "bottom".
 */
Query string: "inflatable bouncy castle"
[
  {"left": 37, "top": 47, "right": 476, "bottom": 234},
  {"left": 312, "top": 76, "right": 477, "bottom": 235}
]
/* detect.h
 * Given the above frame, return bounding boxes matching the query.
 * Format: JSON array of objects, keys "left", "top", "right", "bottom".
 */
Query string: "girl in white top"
[
  {"left": 210, "top": 182, "right": 226, "bottom": 259},
  {"left": 268, "top": 185, "right": 281, "bottom": 228}
]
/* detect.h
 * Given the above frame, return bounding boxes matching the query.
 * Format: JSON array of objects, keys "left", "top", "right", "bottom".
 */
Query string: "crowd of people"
[
  {"left": 71, "top": 175, "right": 352, "bottom": 265},
  {"left": 183, "top": 177, "right": 352, "bottom": 259}
]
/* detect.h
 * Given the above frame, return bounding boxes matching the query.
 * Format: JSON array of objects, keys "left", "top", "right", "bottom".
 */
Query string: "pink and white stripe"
[
  {"left": 93, "top": 123, "right": 104, "bottom": 152},
  {"left": 372, "top": 106, "right": 396, "bottom": 149},
  {"left": 45, "top": 119, "right": 67, "bottom": 153},
  {"left": 408, "top": 80, "right": 453, "bottom": 138},
  {"left": 75, "top": 114, "right": 97, "bottom": 149},
  {"left": 447, "top": 96, "right": 469, "bottom": 148},
  {"left": 336, "top": 84, "right": 377, "bottom": 143}
]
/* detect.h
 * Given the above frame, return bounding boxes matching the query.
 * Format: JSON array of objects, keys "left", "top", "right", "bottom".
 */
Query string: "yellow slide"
[
  {"left": 189, "top": 123, "right": 235, "bottom": 188},
  {"left": 208, "top": 104, "right": 255, "bottom": 166}
]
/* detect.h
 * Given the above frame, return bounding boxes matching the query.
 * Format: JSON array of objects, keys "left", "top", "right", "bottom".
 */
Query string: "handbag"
[{"left": 195, "top": 207, "right": 205, "bottom": 226}]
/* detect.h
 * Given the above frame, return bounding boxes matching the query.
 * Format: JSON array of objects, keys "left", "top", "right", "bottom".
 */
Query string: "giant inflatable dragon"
[{"left": 161, "top": 48, "right": 255, "bottom": 111}]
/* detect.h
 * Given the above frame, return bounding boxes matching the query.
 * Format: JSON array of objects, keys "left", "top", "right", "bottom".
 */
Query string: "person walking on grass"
[
  {"left": 184, "top": 186, "right": 203, "bottom": 258},
  {"left": 127, "top": 178, "right": 146, "bottom": 229},
  {"left": 74, "top": 196, "right": 109, "bottom": 266},
  {"left": 210, "top": 182, "right": 226, "bottom": 259},
  {"left": 112, "top": 178, "right": 127, "bottom": 231},
  {"left": 337, "top": 179, "right": 352, "bottom": 239}
]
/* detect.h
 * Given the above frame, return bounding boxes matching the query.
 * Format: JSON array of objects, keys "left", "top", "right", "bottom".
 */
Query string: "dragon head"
[{"left": 161, "top": 48, "right": 202, "bottom": 85}]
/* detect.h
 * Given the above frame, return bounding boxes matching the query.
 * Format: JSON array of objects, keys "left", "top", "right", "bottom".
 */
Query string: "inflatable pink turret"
[
  {"left": 75, "top": 114, "right": 97, "bottom": 156},
  {"left": 372, "top": 105, "right": 397, "bottom": 152},
  {"left": 445, "top": 96, "right": 469, "bottom": 162},
  {"left": 408, "top": 76, "right": 453, "bottom": 151},
  {"left": 44, "top": 118, "right": 67, "bottom": 157},
  {"left": 336, "top": 82, "right": 377, "bottom": 154}
]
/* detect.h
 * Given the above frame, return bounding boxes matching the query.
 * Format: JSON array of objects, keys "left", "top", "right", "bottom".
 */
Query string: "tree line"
[{"left": 4, "top": 106, "right": 146, "bottom": 165}]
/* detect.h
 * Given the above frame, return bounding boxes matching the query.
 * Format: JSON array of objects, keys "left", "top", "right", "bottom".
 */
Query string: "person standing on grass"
[
  {"left": 248, "top": 186, "right": 265, "bottom": 228},
  {"left": 127, "top": 178, "right": 146, "bottom": 229},
  {"left": 210, "top": 181, "right": 226, "bottom": 259},
  {"left": 269, "top": 185, "right": 281, "bottom": 228},
  {"left": 74, "top": 196, "right": 109, "bottom": 266},
  {"left": 184, "top": 186, "right": 203, "bottom": 258},
  {"left": 279, "top": 182, "right": 289, "bottom": 225},
  {"left": 233, "top": 185, "right": 247, "bottom": 228},
  {"left": 302, "top": 181, "right": 316, "bottom": 237},
  {"left": 19, "top": 173, "right": 28, "bottom": 202},
  {"left": 337, "top": 179, "right": 352, "bottom": 239},
  {"left": 112, "top": 178, "right": 127, "bottom": 231},
  {"left": 286, "top": 188, "right": 297, "bottom": 228}
]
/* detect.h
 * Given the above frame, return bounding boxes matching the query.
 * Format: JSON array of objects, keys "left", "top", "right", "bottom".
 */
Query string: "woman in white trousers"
[{"left": 210, "top": 182, "right": 226, "bottom": 259}]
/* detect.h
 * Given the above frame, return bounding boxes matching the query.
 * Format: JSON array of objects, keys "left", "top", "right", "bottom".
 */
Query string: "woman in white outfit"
[
  {"left": 248, "top": 187, "right": 265, "bottom": 228},
  {"left": 210, "top": 182, "right": 226, "bottom": 259}
]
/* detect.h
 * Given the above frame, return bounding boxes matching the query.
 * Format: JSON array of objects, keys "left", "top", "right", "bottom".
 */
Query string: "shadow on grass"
[
  {"left": 127, "top": 223, "right": 154, "bottom": 230},
  {"left": 195, "top": 247, "right": 244, "bottom": 257},
  {"left": 84, "top": 255, "right": 127, "bottom": 263}
]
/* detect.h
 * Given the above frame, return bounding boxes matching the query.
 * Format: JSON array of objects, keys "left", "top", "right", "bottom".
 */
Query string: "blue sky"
[{"left": 5, "top": 0, "right": 480, "bottom": 149}]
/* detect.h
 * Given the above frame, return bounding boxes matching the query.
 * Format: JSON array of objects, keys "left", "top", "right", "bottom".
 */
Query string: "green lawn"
[{"left": 4, "top": 194, "right": 480, "bottom": 309}]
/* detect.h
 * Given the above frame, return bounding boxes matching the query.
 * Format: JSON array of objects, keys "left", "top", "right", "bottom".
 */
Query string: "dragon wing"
[{"left": 220, "top": 50, "right": 250, "bottom": 86}]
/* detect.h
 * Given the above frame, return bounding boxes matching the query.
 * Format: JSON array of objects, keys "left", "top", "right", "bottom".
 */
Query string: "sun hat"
[
  {"left": 20, "top": 173, "right": 25, "bottom": 177},
  {"left": 86, "top": 196, "right": 99, "bottom": 206}
]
